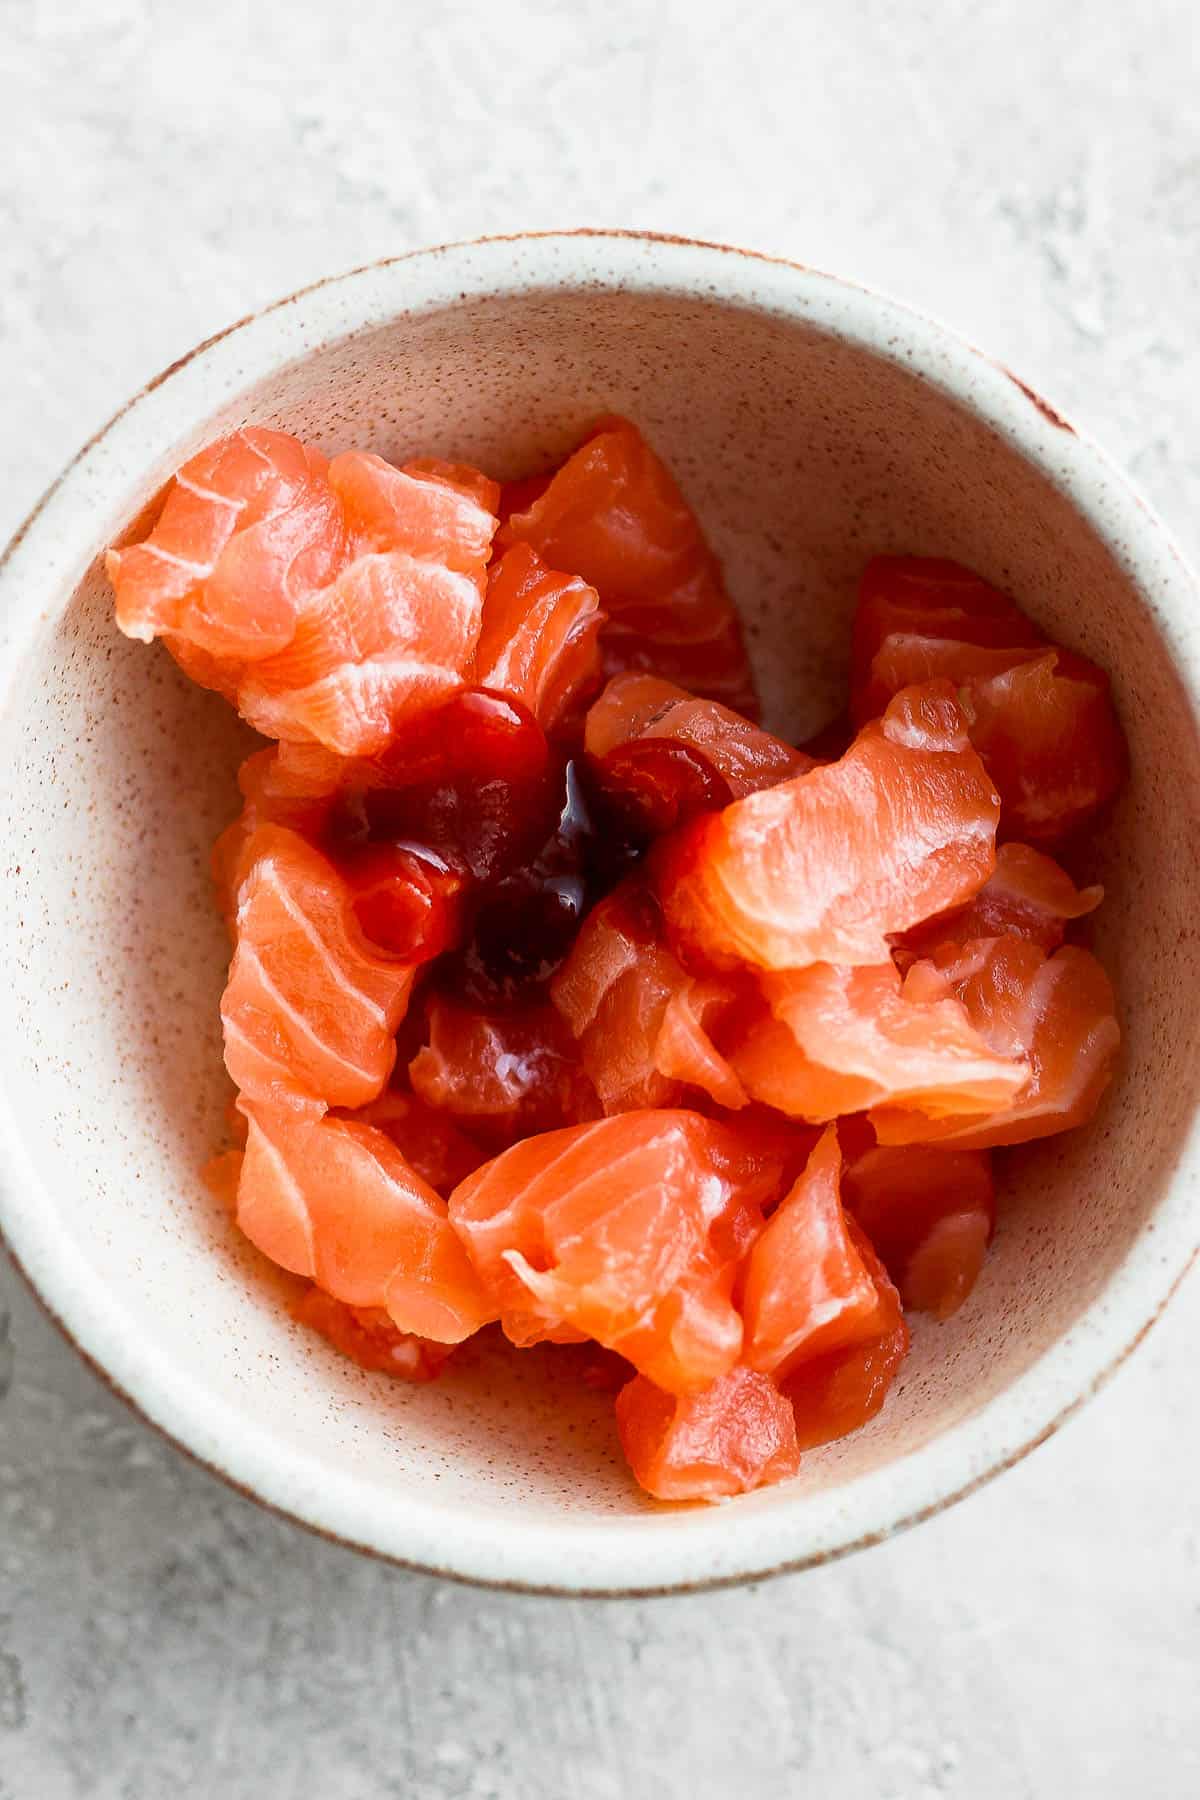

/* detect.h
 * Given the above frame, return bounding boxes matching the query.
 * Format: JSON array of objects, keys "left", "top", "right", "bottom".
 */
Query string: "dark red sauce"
[{"left": 335, "top": 688, "right": 643, "bottom": 1006}]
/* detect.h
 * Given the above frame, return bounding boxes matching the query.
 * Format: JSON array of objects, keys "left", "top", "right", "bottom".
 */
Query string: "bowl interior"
[{"left": 3, "top": 263, "right": 1199, "bottom": 1588}]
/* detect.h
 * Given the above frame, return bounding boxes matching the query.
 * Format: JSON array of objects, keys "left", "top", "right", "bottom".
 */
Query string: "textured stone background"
[{"left": 2, "top": 2, "right": 1199, "bottom": 1794}]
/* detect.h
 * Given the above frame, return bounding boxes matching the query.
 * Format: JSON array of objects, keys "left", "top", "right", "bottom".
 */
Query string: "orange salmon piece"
[
  {"left": 851, "top": 558, "right": 1126, "bottom": 842},
  {"left": 851, "top": 555, "right": 1044, "bottom": 725},
  {"left": 110, "top": 436, "right": 498, "bottom": 758},
  {"left": 236, "top": 741, "right": 344, "bottom": 835},
  {"left": 964, "top": 650, "right": 1126, "bottom": 843},
  {"left": 107, "top": 427, "right": 347, "bottom": 666},
  {"left": 498, "top": 416, "right": 758, "bottom": 716},
  {"left": 221, "top": 824, "right": 415, "bottom": 1114},
  {"left": 843, "top": 1143, "right": 995, "bottom": 1319},
  {"left": 331, "top": 450, "right": 497, "bottom": 572},
  {"left": 900, "top": 1212, "right": 992, "bottom": 1319},
  {"left": 448, "top": 1111, "right": 782, "bottom": 1390},
  {"left": 395, "top": 456, "right": 501, "bottom": 520},
  {"left": 474, "top": 544, "right": 603, "bottom": 737},
  {"left": 237, "top": 550, "right": 484, "bottom": 756},
  {"left": 872, "top": 937, "right": 1120, "bottom": 1147},
  {"left": 781, "top": 1226, "right": 910, "bottom": 1449},
  {"left": 657, "top": 682, "right": 1001, "bottom": 972},
  {"left": 863, "top": 636, "right": 1047, "bottom": 723},
  {"left": 237, "top": 1105, "right": 496, "bottom": 1342},
  {"left": 728, "top": 959, "right": 1028, "bottom": 1123},
  {"left": 741, "top": 1127, "right": 892, "bottom": 1378},
  {"left": 616, "top": 1365, "right": 800, "bottom": 1501}
]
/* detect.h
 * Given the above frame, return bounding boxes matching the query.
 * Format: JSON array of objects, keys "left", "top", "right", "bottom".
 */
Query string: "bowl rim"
[{"left": 2, "top": 228, "right": 1198, "bottom": 1596}]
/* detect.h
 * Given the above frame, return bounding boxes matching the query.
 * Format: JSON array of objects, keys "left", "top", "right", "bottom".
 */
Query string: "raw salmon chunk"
[
  {"left": 658, "top": 682, "right": 1001, "bottom": 972},
  {"left": 585, "top": 672, "right": 811, "bottom": 837},
  {"left": 448, "top": 1112, "right": 783, "bottom": 1390},
  {"left": 200, "top": 1146, "right": 244, "bottom": 1211},
  {"left": 843, "top": 1143, "right": 995, "bottom": 1318},
  {"left": 550, "top": 881, "right": 748, "bottom": 1112},
  {"left": 851, "top": 557, "right": 1126, "bottom": 842},
  {"left": 292, "top": 1287, "right": 454, "bottom": 1381},
  {"left": 781, "top": 1226, "right": 910, "bottom": 1450},
  {"left": 332, "top": 450, "right": 499, "bottom": 561},
  {"left": 863, "top": 638, "right": 1047, "bottom": 724},
  {"left": 652, "top": 979, "right": 749, "bottom": 1112},
  {"left": 729, "top": 959, "right": 1028, "bottom": 1122},
  {"left": 221, "top": 824, "right": 416, "bottom": 1114},
  {"left": 236, "top": 550, "right": 483, "bottom": 756},
  {"left": 872, "top": 937, "right": 1120, "bottom": 1147},
  {"left": 238, "top": 1105, "right": 496, "bottom": 1342},
  {"left": 474, "top": 544, "right": 603, "bottom": 736},
  {"left": 107, "top": 427, "right": 347, "bottom": 666},
  {"left": 263, "top": 444, "right": 501, "bottom": 750},
  {"left": 851, "top": 555, "right": 1044, "bottom": 726},
  {"left": 498, "top": 416, "right": 759, "bottom": 716},
  {"left": 741, "top": 1128, "right": 890, "bottom": 1377},
  {"left": 616, "top": 1365, "right": 800, "bottom": 1501},
  {"left": 112, "top": 432, "right": 497, "bottom": 758},
  {"left": 964, "top": 650, "right": 1126, "bottom": 842}
]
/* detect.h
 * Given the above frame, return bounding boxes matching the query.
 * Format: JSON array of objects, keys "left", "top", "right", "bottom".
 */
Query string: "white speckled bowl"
[{"left": 2, "top": 233, "right": 1199, "bottom": 1594}]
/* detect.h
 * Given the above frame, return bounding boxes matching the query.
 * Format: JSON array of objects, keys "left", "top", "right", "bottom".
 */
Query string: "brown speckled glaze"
[{"left": 1, "top": 233, "right": 1199, "bottom": 1594}]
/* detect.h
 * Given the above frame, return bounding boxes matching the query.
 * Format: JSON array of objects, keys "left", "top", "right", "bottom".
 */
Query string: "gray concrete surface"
[{"left": 2, "top": 1, "right": 1199, "bottom": 1793}]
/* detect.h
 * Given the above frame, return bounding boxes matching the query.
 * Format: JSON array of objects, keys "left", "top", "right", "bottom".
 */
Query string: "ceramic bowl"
[{"left": 2, "top": 233, "right": 1198, "bottom": 1595}]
